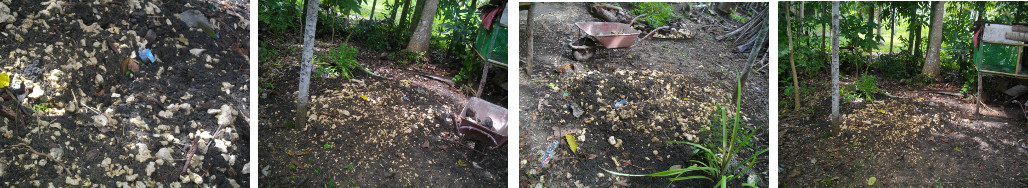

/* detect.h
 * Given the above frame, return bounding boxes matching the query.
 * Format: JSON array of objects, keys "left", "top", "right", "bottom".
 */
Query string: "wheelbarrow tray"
[
  {"left": 575, "top": 22, "right": 642, "bottom": 49},
  {"left": 455, "top": 97, "right": 508, "bottom": 150}
]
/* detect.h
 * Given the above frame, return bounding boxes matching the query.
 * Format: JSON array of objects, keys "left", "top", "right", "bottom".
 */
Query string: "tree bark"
[
  {"left": 398, "top": 0, "right": 412, "bottom": 29},
  {"left": 822, "top": 2, "right": 827, "bottom": 53},
  {"left": 875, "top": 4, "right": 882, "bottom": 42},
  {"left": 890, "top": 6, "right": 896, "bottom": 53},
  {"left": 405, "top": 0, "right": 439, "bottom": 52},
  {"left": 907, "top": 4, "right": 916, "bottom": 53},
  {"left": 867, "top": 3, "right": 875, "bottom": 51},
  {"left": 296, "top": 0, "right": 321, "bottom": 128},
  {"left": 788, "top": 2, "right": 801, "bottom": 111},
  {"left": 914, "top": 16, "right": 922, "bottom": 58},
  {"left": 831, "top": 1, "right": 842, "bottom": 135},
  {"left": 923, "top": 1, "right": 945, "bottom": 78},
  {"left": 408, "top": 0, "right": 428, "bottom": 34}
]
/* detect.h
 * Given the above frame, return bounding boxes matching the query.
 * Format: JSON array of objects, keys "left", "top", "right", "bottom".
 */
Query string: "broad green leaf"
[
  {"left": 867, "top": 177, "right": 876, "bottom": 185},
  {"left": 0, "top": 73, "right": 8, "bottom": 88}
]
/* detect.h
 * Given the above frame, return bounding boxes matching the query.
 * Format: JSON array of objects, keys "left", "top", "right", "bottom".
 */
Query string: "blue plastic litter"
[
  {"left": 614, "top": 99, "right": 627, "bottom": 108},
  {"left": 538, "top": 140, "right": 559, "bottom": 167},
  {"left": 402, "top": 96, "right": 410, "bottom": 101},
  {"left": 138, "top": 48, "right": 155, "bottom": 63}
]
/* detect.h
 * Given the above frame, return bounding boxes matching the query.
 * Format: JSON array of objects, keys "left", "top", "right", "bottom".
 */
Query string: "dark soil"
[
  {"left": 518, "top": 3, "right": 769, "bottom": 187},
  {"left": 780, "top": 75, "right": 1028, "bottom": 187},
  {"left": 0, "top": 0, "right": 250, "bottom": 187},
  {"left": 256, "top": 32, "right": 507, "bottom": 186}
]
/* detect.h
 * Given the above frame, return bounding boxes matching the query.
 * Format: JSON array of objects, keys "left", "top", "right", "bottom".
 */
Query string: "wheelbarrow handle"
[
  {"left": 628, "top": 14, "right": 646, "bottom": 26},
  {"left": 633, "top": 26, "right": 670, "bottom": 47}
]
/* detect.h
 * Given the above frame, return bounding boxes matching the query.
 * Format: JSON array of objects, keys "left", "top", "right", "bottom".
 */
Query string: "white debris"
[
  {"left": 101, "top": 158, "right": 111, "bottom": 166},
  {"left": 26, "top": 85, "right": 43, "bottom": 99},
  {"left": 92, "top": 115, "right": 108, "bottom": 127},
  {"left": 125, "top": 174, "right": 138, "bottom": 181},
  {"left": 95, "top": 74, "right": 103, "bottom": 85},
  {"left": 221, "top": 153, "right": 235, "bottom": 165},
  {"left": 145, "top": 162, "right": 155, "bottom": 176},
  {"left": 134, "top": 143, "right": 151, "bottom": 162},
  {"left": 0, "top": 2, "right": 13, "bottom": 25},
  {"left": 129, "top": 117, "right": 148, "bottom": 130},
  {"left": 189, "top": 49, "right": 205, "bottom": 57},
  {"left": 241, "top": 162, "right": 251, "bottom": 175},
  {"left": 65, "top": 176, "right": 80, "bottom": 185},
  {"left": 228, "top": 179, "right": 240, "bottom": 188},
  {"left": 191, "top": 172, "right": 203, "bottom": 184},
  {"left": 157, "top": 110, "right": 173, "bottom": 119},
  {"left": 207, "top": 104, "right": 237, "bottom": 126},
  {"left": 156, "top": 148, "right": 174, "bottom": 163}
]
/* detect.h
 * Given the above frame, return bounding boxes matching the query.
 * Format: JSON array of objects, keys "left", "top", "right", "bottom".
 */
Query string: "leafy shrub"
[
  {"left": 632, "top": 2, "right": 677, "bottom": 26},
  {"left": 258, "top": 0, "right": 300, "bottom": 35},
  {"left": 842, "top": 74, "right": 884, "bottom": 102},
  {"left": 315, "top": 43, "right": 360, "bottom": 80},
  {"left": 351, "top": 19, "right": 407, "bottom": 52},
  {"left": 874, "top": 52, "right": 921, "bottom": 79}
]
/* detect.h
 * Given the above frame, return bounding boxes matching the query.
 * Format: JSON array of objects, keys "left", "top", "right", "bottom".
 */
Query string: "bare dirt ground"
[
  {"left": 518, "top": 3, "right": 769, "bottom": 187},
  {"left": 0, "top": 0, "right": 251, "bottom": 187},
  {"left": 257, "top": 35, "right": 507, "bottom": 186},
  {"left": 780, "top": 76, "right": 1028, "bottom": 187}
]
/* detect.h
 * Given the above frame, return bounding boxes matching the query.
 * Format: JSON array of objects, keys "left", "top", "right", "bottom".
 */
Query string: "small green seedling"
[
  {"left": 314, "top": 167, "right": 321, "bottom": 173},
  {"left": 343, "top": 163, "right": 354, "bottom": 170},
  {"left": 33, "top": 104, "right": 48, "bottom": 113},
  {"left": 285, "top": 122, "right": 295, "bottom": 129},
  {"left": 289, "top": 164, "right": 296, "bottom": 169},
  {"left": 323, "top": 143, "right": 333, "bottom": 150}
]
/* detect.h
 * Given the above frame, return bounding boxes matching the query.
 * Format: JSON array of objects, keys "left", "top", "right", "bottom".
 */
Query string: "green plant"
[
  {"left": 343, "top": 163, "right": 354, "bottom": 170},
  {"left": 391, "top": 50, "right": 427, "bottom": 65},
  {"left": 843, "top": 74, "right": 881, "bottom": 102},
  {"left": 605, "top": 75, "right": 767, "bottom": 187},
  {"left": 731, "top": 10, "right": 749, "bottom": 23},
  {"left": 316, "top": 42, "right": 361, "bottom": 80},
  {"left": 323, "top": 143, "right": 333, "bottom": 150},
  {"left": 289, "top": 164, "right": 296, "bottom": 169},
  {"left": 632, "top": 2, "right": 677, "bottom": 26},
  {"left": 285, "top": 122, "right": 295, "bottom": 129},
  {"left": 32, "top": 103, "right": 48, "bottom": 113},
  {"left": 327, "top": 179, "right": 337, "bottom": 187}
]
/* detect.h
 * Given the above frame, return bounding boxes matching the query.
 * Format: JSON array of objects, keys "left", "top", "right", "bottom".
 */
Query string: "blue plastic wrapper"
[
  {"left": 614, "top": 99, "right": 627, "bottom": 108},
  {"left": 538, "top": 140, "right": 559, "bottom": 167},
  {"left": 138, "top": 49, "right": 155, "bottom": 63}
]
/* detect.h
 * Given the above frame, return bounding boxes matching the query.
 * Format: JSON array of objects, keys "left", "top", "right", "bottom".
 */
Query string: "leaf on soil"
[
  {"left": 562, "top": 92, "right": 569, "bottom": 98},
  {"left": 682, "top": 97, "right": 693, "bottom": 101},
  {"left": 359, "top": 95, "right": 368, "bottom": 100},
  {"left": 401, "top": 80, "right": 411, "bottom": 84},
  {"left": 343, "top": 163, "right": 354, "bottom": 169},
  {"left": 878, "top": 110, "right": 886, "bottom": 114},
  {"left": 955, "top": 146, "right": 961, "bottom": 152},
  {"left": 565, "top": 134, "right": 578, "bottom": 153},
  {"left": 0, "top": 73, "right": 8, "bottom": 88},
  {"left": 867, "top": 177, "right": 876, "bottom": 185},
  {"left": 457, "top": 159, "right": 466, "bottom": 167},
  {"left": 420, "top": 141, "right": 429, "bottom": 148}
]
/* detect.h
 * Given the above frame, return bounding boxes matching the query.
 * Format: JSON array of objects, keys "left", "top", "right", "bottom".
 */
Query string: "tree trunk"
[
  {"left": 370, "top": 0, "right": 378, "bottom": 20},
  {"left": 788, "top": 2, "right": 801, "bottom": 111},
  {"left": 799, "top": 1, "right": 804, "bottom": 35},
  {"left": 867, "top": 3, "right": 874, "bottom": 51},
  {"left": 408, "top": 0, "right": 428, "bottom": 34},
  {"left": 923, "top": 1, "right": 945, "bottom": 78},
  {"left": 875, "top": 4, "right": 882, "bottom": 42},
  {"left": 823, "top": 2, "right": 827, "bottom": 53},
  {"left": 914, "top": 17, "right": 922, "bottom": 58},
  {"left": 831, "top": 1, "right": 842, "bottom": 135},
  {"left": 296, "top": 0, "right": 321, "bottom": 129},
  {"left": 907, "top": 6, "right": 916, "bottom": 53},
  {"left": 526, "top": 4, "right": 536, "bottom": 75},
  {"left": 389, "top": 0, "right": 400, "bottom": 24},
  {"left": 398, "top": 0, "right": 412, "bottom": 29},
  {"left": 890, "top": 6, "right": 896, "bottom": 53},
  {"left": 405, "top": 0, "right": 439, "bottom": 52}
]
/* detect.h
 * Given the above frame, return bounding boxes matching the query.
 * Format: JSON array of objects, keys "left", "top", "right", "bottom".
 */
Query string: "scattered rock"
[
  {"left": 189, "top": 49, "right": 205, "bottom": 57},
  {"left": 134, "top": 143, "right": 151, "bottom": 162},
  {"left": 156, "top": 148, "right": 174, "bottom": 163},
  {"left": 145, "top": 162, "right": 155, "bottom": 176},
  {"left": 608, "top": 136, "right": 617, "bottom": 146}
]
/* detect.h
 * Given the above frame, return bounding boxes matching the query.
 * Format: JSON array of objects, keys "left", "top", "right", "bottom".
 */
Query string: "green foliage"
[
  {"left": 323, "top": 143, "right": 333, "bottom": 150},
  {"left": 632, "top": 2, "right": 677, "bottom": 26},
  {"left": 731, "top": 10, "right": 749, "bottom": 23},
  {"left": 258, "top": 0, "right": 301, "bottom": 35},
  {"left": 316, "top": 43, "right": 361, "bottom": 80},
  {"left": 32, "top": 103, "right": 48, "bottom": 113},
  {"left": 351, "top": 19, "right": 407, "bottom": 52},
  {"left": 391, "top": 50, "right": 426, "bottom": 65},
  {"left": 605, "top": 77, "right": 767, "bottom": 187},
  {"left": 874, "top": 52, "right": 921, "bottom": 79}
]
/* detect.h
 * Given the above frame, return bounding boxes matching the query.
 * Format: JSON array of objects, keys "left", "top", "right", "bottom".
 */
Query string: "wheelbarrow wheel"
[{"left": 573, "top": 48, "right": 595, "bottom": 61}]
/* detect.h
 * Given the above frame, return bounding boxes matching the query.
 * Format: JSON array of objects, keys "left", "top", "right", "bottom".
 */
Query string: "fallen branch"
[{"left": 13, "top": 143, "right": 70, "bottom": 174}]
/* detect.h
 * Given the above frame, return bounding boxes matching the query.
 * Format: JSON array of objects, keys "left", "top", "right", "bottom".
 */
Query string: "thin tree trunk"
[
  {"left": 923, "top": 1, "right": 945, "bottom": 78},
  {"left": 823, "top": 2, "right": 827, "bottom": 53},
  {"left": 914, "top": 14, "right": 922, "bottom": 58},
  {"left": 831, "top": 1, "right": 841, "bottom": 135},
  {"left": 890, "top": 6, "right": 896, "bottom": 53},
  {"left": 908, "top": 5, "right": 916, "bottom": 53},
  {"left": 799, "top": 1, "right": 804, "bottom": 35},
  {"left": 399, "top": 0, "right": 412, "bottom": 29},
  {"left": 787, "top": 2, "right": 801, "bottom": 111},
  {"left": 408, "top": 0, "right": 427, "bottom": 34},
  {"left": 405, "top": 0, "right": 439, "bottom": 52},
  {"left": 296, "top": 0, "right": 321, "bottom": 128},
  {"left": 526, "top": 4, "right": 536, "bottom": 75},
  {"left": 875, "top": 4, "right": 882, "bottom": 42},
  {"left": 867, "top": 3, "right": 874, "bottom": 52},
  {"left": 389, "top": 0, "right": 400, "bottom": 24}
]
